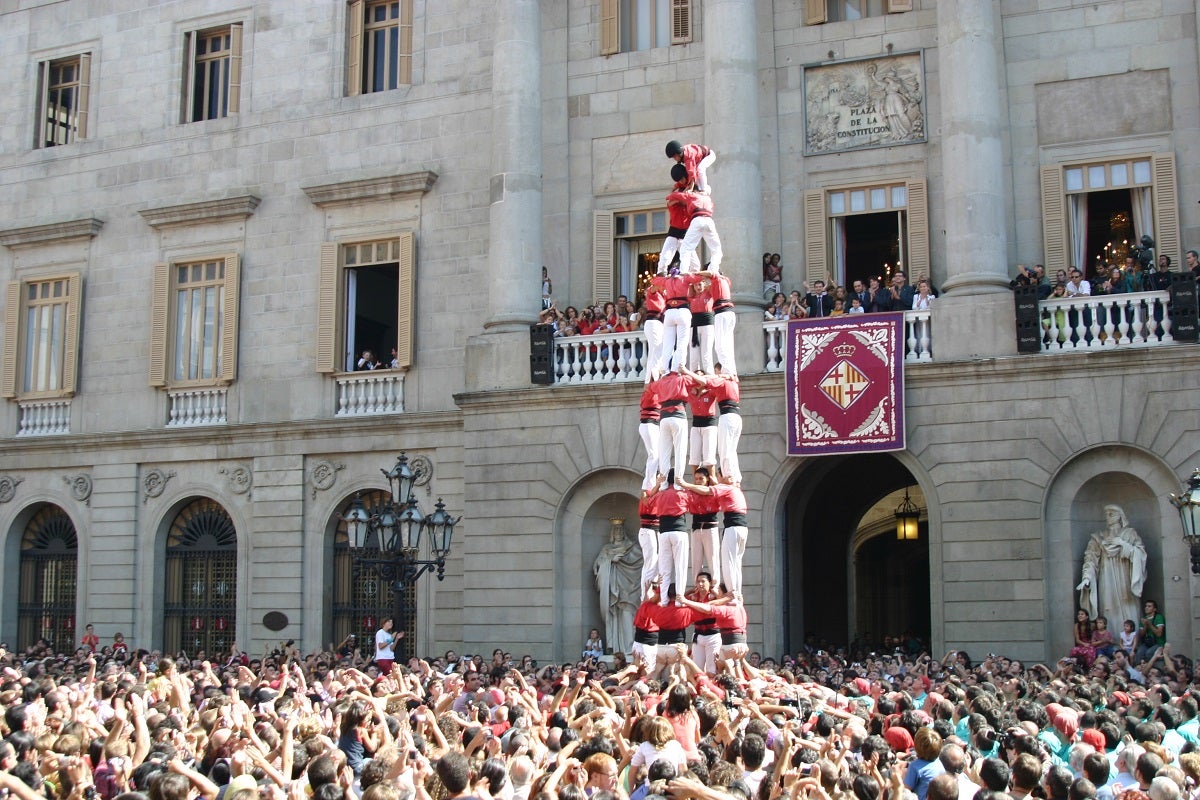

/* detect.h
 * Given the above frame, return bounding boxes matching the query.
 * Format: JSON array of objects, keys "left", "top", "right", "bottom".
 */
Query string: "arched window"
[
  {"left": 18, "top": 505, "right": 78, "bottom": 653},
  {"left": 332, "top": 489, "right": 414, "bottom": 660},
  {"left": 164, "top": 498, "right": 236, "bottom": 655}
]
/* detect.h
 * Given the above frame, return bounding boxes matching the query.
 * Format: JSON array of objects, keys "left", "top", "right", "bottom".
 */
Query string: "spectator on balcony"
[
  {"left": 763, "top": 252, "right": 783, "bottom": 299},
  {"left": 356, "top": 350, "right": 379, "bottom": 370},
  {"left": 1097, "top": 265, "right": 1128, "bottom": 295},
  {"left": 913, "top": 279, "right": 935, "bottom": 311},
  {"left": 849, "top": 296, "right": 865, "bottom": 314},
  {"left": 830, "top": 298, "right": 847, "bottom": 316},
  {"left": 1065, "top": 269, "right": 1091, "bottom": 297},
  {"left": 1125, "top": 256, "right": 1151, "bottom": 292},
  {"left": 805, "top": 280, "right": 835, "bottom": 318},
  {"left": 867, "top": 276, "right": 890, "bottom": 313},
  {"left": 542, "top": 266, "right": 553, "bottom": 310},
  {"left": 851, "top": 279, "right": 871, "bottom": 308},
  {"left": 765, "top": 292, "right": 788, "bottom": 321},
  {"left": 1149, "top": 255, "right": 1174, "bottom": 291},
  {"left": 1186, "top": 250, "right": 1199, "bottom": 287},
  {"left": 886, "top": 271, "right": 916, "bottom": 311},
  {"left": 788, "top": 290, "right": 808, "bottom": 319}
]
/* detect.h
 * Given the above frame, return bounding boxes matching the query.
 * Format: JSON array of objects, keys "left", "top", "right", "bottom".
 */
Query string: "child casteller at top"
[{"left": 666, "top": 140, "right": 715, "bottom": 195}]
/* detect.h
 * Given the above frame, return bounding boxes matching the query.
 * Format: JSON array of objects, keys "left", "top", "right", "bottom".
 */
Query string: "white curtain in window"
[
  {"left": 832, "top": 217, "right": 847, "bottom": 287},
  {"left": 618, "top": 240, "right": 637, "bottom": 299},
  {"left": 1130, "top": 186, "right": 1153, "bottom": 243},
  {"left": 345, "top": 270, "right": 358, "bottom": 371},
  {"left": 1067, "top": 193, "right": 1087, "bottom": 273}
]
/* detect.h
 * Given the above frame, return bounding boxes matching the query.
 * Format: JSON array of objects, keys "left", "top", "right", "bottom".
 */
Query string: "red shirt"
[
  {"left": 711, "top": 274, "right": 733, "bottom": 311},
  {"left": 633, "top": 600, "right": 661, "bottom": 632},
  {"left": 640, "top": 383, "right": 661, "bottom": 421},
  {"left": 685, "top": 192, "right": 714, "bottom": 220},
  {"left": 679, "top": 143, "right": 712, "bottom": 186},
  {"left": 707, "top": 375, "right": 740, "bottom": 404},
  {"left": 652, "top": 485, "right": 692, "bottom": 518},
  {"left": 662, "top": 273, "right": 700, "bottom": 308},
  {"left": 645, "top": 275, "right": 668, "bottom": 314},
  {"left": 667, "top": 190, "right": 690, "bottom": 230},
  {"left": 688, "top": 278, "right": 714, "bottom": 314},
  {"left": 709, "top": 603, "right": 747, "bottom": 633},
  {"left": 686, "top": 383, "right": 718, "bottom": 419},
  {"left": 711, "top": 484, "right": 747, "bottom": 514},
  {"left": 689, "top": 491, "right": 720, "bottom": 515},
  {"left": 655, "top": 371, "right": 693, "bottom": 405},
  {"left": 650, "top": 603, "right": 700, "bottom": 631}
]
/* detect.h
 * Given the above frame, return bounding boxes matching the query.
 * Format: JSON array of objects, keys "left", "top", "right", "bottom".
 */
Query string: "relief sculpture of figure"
[
  {"left": 594, "top": 518, "right": 643, "bottom": 655},
  {"left": 1076, "top": 504, "right": 1148, "bottom": 631}
]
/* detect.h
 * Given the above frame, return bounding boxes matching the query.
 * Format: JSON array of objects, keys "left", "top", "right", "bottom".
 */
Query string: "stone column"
[
  {"left": 934, "top": 0, "right": 1016, "bottom": 359},
  {"left": 466, "top": 0, "right": 543, "bottom": 390},
  {"left": 704, "top": 0, "right": 765, "bottom": 375}
]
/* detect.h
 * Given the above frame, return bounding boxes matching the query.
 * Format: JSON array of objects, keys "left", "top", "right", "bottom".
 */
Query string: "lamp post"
[
  {"left": 1170, "top": 468, "right": 1200, "bottom": 574},
  {"left": 342, "top": 453, "right": 460, "bottom": 661},
  {"left": 894, "top": 487, "right": 921, "bottom": 541}
]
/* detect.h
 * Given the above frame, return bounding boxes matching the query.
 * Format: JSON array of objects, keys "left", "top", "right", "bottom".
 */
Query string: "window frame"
[
  {"left": 806, "top": 0, "right": 911, "bottom": 26},
  {"left": 1, "top": 273, "right": 82, "bottom": 401},
  {"left": 317, "top": 234, "right": 415, "bottom": 374},
  {"left": 149, "top": 254, "right": 241, "bottom": 389},
  {"left": 600, "top": 0, "right": 691, "bottom": 56},
  {"left": 347, "top": 0, "right": 414, "bottom": 96},
  {"left": 1040, "top": 152, "right": 1179, "bottom": 277},
  {"left": 181, "top": 22, "right": 243, "bottom": 123},
  {"left": 36, "top": 53, "right": 92, "bottom": 148}
]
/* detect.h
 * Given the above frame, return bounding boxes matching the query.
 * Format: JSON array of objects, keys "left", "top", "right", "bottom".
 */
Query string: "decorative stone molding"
[
  {"left": 139, "top": 195, "right": 261, "bottom": 229},
  {"left": 219, "top": 465, "right": 253, "bottom": 495},
  {"left": 410, "top": 454, "right": 434, "bottom": 495},
  {"left": 0, "top": 475, "right": 23, "bottom": 503},
  {"left": 63, "top": 473, "right": 93, "bottom": 504},
  {"left": 143, "top": 468, "right": 176, "bottom": 504},
  {"left": 0, "top": 218, "right": 103, "bottom": 248},
  {"left": 302, "top": 170, "right": 437, "bottom": 208},
  {"left": 309, "top": 460, "right": 345, "bottom": 499}
]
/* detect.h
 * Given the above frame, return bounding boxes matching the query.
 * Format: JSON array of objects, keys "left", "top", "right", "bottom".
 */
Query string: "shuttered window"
[
  {"left": 37, "top": 54, "right": 91, "bottom": 148},
  {"left": 807, "top": 0, "right": 910, "bottom": 24},
  {"left": 346, "top": 0, "right": 413, "bottom": 95},
  {"left": 183, "top": 23, "right": 242, "bottom": 122},
  {"left": 316, "top": 234, "right": 416, "bottom": 373},
  {"left": 601, "top": 0, "right": 691, "bottom": 54},
  {"left": 149, "top": 255, "right": 240, "bottom": 388},
  {"left": 1, "top": 274, "right": 82, "bottom": 399}
]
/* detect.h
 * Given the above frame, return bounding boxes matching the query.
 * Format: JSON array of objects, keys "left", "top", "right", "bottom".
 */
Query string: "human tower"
[{"left": 629, "top": 140, "right": 752, "bottom": 680}]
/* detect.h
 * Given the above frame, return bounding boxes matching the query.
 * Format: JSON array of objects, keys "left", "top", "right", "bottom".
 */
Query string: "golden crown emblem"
[{"left": 833, "top": 343, "right": 856, "bottom": 357}]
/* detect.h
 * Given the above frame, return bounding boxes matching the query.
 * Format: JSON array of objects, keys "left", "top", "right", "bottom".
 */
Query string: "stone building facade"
[{"left": 0, "top": 0, "right": 1198, "bottom": 665}]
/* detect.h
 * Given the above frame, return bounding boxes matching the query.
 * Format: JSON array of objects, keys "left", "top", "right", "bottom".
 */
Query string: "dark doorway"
[
  {"left": 842, "top": 212, "right": 906, "bottom": 289},
  {"left": 783, "top": 453, "right": 930, "bottom": 653},
  {"left": 1084, "top": 189, "right": 1135, "bottom": 279}
]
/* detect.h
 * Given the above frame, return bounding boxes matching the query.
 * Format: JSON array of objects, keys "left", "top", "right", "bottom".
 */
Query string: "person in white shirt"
[{"left": 1065, "top": 269, "right": 1092, "bottom": 297}]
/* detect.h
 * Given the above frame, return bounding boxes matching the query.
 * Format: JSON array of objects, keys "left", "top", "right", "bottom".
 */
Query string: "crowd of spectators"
[{"left": 6, "top": 625, "right": 1200, "bottom": 800}]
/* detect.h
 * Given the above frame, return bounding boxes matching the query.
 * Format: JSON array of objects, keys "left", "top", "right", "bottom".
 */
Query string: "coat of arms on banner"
[{"left": 785, "top": 314, "right": 906, "bottom": 456}]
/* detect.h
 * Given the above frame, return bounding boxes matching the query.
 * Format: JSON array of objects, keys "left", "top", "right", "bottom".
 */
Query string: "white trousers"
[
  {"left": 688, "top": 425, "right": 717, "bottom": 468},
  {"left": 688, "top": 322, "right": 715, "bottom": 375},
  {"left": 721, "top": 525, "right": 747, "bottom": 597},
  {"left": 660, "top": 308, "right": 691, "bottom": 373},
  {"left": 692, "top": 632, "right": 722, "bottom": 675},
  {"left": 657, "top": 415, "right": 688, "bottom": 484},
  {"left": 638, "top": 421, "right": 660, "bottom": 490},
  {"left": 638, "top": 526, "right": 660, "bottom": 598},
  {"left": 716, "top": 413, "right": 742, "bottom": 483},
  {"left": 695, "top": 152, "right": 716, "bottom": 194},
  {"left": 713, "top": 310, "right": 736, "bottom": 377},
  {"left": 657, "top": 528, "right": 689, "bottom": 603},
  {"left": 659, "top": 235, "right": 701, "bottom": 274},
  {"left": 690, "top": 526, "right": 720, "bottom": 587},
  {"left": 632, "top": 642, "right": 658, "bottom": 673},
  {"left": 643, "top": 318, "right": 664, "bottom": 380},
  {"left": 678, "top": 217, "right": 722, "bottom": 273}
]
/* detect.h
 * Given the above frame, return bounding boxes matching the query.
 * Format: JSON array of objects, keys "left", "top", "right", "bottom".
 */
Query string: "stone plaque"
[{"left": 803, "top": 52, "right": 926, "bottom": 155}]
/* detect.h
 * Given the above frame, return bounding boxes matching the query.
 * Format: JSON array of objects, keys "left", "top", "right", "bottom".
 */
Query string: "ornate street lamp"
[
  {"left": 894, "top": 487, "right": 921, "bottom": 541},
  {"left": 342, "top": 454, "right": 461, "bottom": 660},
  {"left": 1170, "top": 468, "right": 1200, "bottom": 575}
]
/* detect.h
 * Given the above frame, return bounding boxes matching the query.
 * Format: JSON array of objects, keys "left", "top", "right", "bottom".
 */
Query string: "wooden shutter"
[
  {"left": 219, "top": 254, "right": 240, "bottom": 383},
  {"left": 183, "top": 31, "right": 197, "bottom": 122},
  {"left": 803, "top": 189, "right": 827, "bottom": 285},
  {"left": 61, "top": 273, "right": 82, "bottom": 395},
  {"left": 227, "top": 23, "right": 243, "bottom": 114},
  {"left": 36, "top": 60, "right": 50, "bottom": 148},
  {"left": 600, "top": 0, "right": 619, "bottom": 55},
  {"left": 593, "top": 211, "right": 615, "bottom": 305},
  {"left": 398, "top": 0, "right": 413, "bottom": 84},
  {"left": 804, "top": 0, "right": 827, "bottom": 26},
  {"left": 347, "top": 0, "right": 364, "bottom": 96},
  {"left": 395, "top": 233, "right": 415, "bottom": 369},
  {"left": 1040, "top": 165, "right": 1067, "bottom": 276},
  {"left": 670, "top": 0, "right": 692, "bottom": 45},
  {"left": 886, "top": 0, "right": 913, "bottom": 12},
  {"left": 905, "top": 179, "right": 930, "bottom": 280},
  {"left": 76, "top": 54, "right": 91, "bottom": 140},
  {"left": 316, "top": 243, "right": 340, "bottom": 373},
  {"left": 1, "top": 281, "right": 19, "bottom": 398},
  {"left": 1152, "top": 153, "right": 1180, "bottom": 267},
  {"left": 149, "top": 263, "right": 170, "bottom": 387}
]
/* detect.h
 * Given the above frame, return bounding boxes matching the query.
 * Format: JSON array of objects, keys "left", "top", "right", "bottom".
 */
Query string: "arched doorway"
[
  {"left": 163, "top": 498, "right": 237, "bottom": 655},
  {"left": 783, "top": 453, "right": 931, "bottom": 654},
  {"left": 18, "top": 504, "right": 78, "bottom": 653},
  {"left": 329, "top": 489, "right": 415, "bottom": 661}
]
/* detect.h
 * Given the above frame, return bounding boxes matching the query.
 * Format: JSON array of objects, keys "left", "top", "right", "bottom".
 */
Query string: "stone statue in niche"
[
  {"left": 593, "top": 517, "right": 642, "bottom": 655},
  {"left": 1077, "top": 504, "right": 1148, "bottom": 630}
]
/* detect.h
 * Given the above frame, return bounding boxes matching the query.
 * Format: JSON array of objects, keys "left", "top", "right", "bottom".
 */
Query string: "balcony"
[
  {"left": 17, "top": 399, "right": 71, "bottom": 436},
  {"left": 336, "top": 371, "right": 405, "bottom": 416},
  {"left": 1037, "top": 290, "right": 1181, "bottom": 351}
]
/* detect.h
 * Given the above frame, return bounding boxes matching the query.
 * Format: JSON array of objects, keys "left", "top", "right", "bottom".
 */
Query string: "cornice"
[
  {"left": 139, "top": 195, "right": 261, "bottom": 229},
  {"left": 0, "top": 217, "right": 103, "bottom": 248},
  {"left": 302, "top": 170, "right": 438, "bottom": 208}
]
